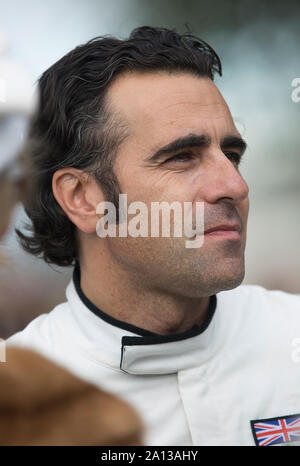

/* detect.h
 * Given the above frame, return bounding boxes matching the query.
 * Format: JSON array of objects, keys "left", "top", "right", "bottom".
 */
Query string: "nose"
[{"left": 202, "top": 149, "right": 249, "bottom": 205}]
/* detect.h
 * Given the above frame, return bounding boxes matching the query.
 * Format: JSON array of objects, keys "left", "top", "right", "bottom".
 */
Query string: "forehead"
[{"left": 107, "top": 71, "right": 238, "bottom": 144}]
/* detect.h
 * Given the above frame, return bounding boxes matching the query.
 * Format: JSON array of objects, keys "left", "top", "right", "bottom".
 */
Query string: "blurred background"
[{"left": 0, "top": 0, "right": 299, "bottom": 338}]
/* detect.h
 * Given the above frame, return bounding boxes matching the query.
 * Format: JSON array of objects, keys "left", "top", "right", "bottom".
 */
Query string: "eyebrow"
[{"left": 145, "top": 133, "right": 247, "bottom": 163}]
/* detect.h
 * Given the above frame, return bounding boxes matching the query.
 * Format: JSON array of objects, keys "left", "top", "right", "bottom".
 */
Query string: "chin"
[
  {"left": 214, "top": 267, "right": 245, "bottom": 293},
  {"left": 171, "top": 266, "right": 245, "bottom": 299}
]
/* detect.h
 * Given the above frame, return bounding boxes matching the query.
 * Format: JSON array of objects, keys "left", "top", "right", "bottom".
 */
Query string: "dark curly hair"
[{"left": 17, "top": 26, "right": 222, "bottom": 267}]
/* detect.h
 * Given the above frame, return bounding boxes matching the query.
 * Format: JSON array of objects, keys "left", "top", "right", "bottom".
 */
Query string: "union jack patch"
[{"left": 251, "top": 413, "right": 300, "bottom": 446}]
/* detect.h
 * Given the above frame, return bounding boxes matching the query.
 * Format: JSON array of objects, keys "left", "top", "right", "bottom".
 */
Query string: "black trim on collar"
[
  {"left": 73, "top": 263, "right": 217, "bottom": 343},
  {"left": 121, "top": 294, "right": 217, "bottom": 347},
  {"left": 120, "top": 295, "right": 217, "bottom": 372}
]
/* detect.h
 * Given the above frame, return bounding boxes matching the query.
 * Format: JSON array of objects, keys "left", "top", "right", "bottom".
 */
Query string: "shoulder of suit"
[
  {"left": 5, "top": 301, "right": 70, "bottom": 350},
  {"left": 218, "top": 282, "right": 300, "bottom": 307},
  {"left": 215, "top": 283, "right": 300, "bottom": 341}
]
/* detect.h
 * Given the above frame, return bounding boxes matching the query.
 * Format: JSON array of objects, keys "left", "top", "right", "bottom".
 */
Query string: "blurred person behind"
[
  {"left": 0, "top": 33, "right": 34, "bottom": 247},
  {"left": 0, "top": 33, "right": 70, "bottom": 339},
  {"left": 0, "top": 34, "right": 40, "bottom": 336}
]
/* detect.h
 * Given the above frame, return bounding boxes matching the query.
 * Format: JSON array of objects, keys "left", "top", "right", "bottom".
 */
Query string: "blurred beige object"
[{"left": 0, "top": 346, "right": 143, "bottom": 446}]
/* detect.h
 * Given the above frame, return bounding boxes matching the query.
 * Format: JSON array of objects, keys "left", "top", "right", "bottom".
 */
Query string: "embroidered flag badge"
[{"left": 251, "top": 413, "right": 300, "bottom": 446}]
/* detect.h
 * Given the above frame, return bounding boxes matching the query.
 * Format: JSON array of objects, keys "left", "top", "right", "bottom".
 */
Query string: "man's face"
[{"left": 103, "top": 72, "right": 249, "bottom": 297}]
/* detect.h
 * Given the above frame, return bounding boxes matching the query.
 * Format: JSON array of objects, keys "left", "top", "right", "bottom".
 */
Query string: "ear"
[{"left": 52, "top": 168, "right": 104, "bottom": 234}]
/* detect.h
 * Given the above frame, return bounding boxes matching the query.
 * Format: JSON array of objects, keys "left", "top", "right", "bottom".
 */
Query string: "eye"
[
  {"left": 224, "top": 151, "right": 242, "bottom": 166},
  {"left": 165, "top": 152, "right": 193, "bottom": 163}
]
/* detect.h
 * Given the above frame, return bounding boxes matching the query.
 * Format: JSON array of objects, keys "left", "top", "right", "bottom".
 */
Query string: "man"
[{"left": 6, "top": 26, "right": 300, "bottom": 446}]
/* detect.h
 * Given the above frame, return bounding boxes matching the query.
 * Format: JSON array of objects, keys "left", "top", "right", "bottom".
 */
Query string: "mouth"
[{"left": 204, "top": 224, "right": 241, "bottom": 240}]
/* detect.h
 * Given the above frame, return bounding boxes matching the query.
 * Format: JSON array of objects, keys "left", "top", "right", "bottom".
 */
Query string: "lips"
[{"left": 204, "top": 224, "right": 241, "bottom": 234}]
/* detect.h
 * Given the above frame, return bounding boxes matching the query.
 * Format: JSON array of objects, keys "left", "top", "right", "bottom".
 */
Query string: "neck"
[
  {"left": 79, "top": 243, "right": 212, "bottom": 336},
  {"left": 80, "top": 267, "right": 210, "bottom": 335}
]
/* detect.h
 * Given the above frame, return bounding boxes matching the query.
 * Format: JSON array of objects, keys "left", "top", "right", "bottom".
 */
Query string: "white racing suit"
[{"left": 6, "top": 268, "right": 300, "bottom": 446}]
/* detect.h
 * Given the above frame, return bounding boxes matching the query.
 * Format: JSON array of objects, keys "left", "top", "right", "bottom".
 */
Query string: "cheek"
[
  {"left": 123, "top": 173, "right": 194, "bottom": 207},
  {"left": 239, "top": 198, "right": 250, "bottom": 237},
  {"left": 242, "top": 197, "right": 250, "bottom": 221}
]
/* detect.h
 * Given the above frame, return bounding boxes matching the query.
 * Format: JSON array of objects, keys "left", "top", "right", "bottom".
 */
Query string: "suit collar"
[{"left": 70, "top": 265, "right": 218, "bottom": 375}]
